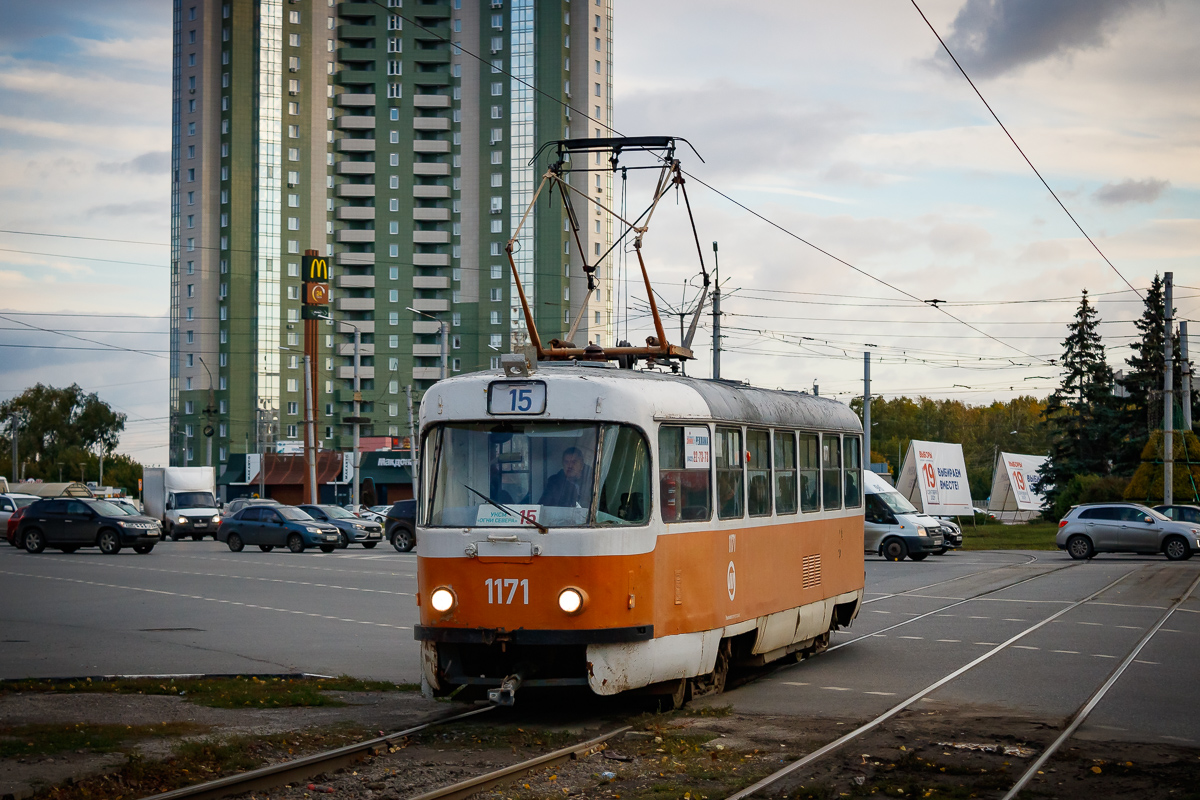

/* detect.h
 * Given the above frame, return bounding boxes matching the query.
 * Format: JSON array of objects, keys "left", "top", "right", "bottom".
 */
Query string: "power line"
[{"left": 909, "top": 0, "right": 1141, "bottom": 299}]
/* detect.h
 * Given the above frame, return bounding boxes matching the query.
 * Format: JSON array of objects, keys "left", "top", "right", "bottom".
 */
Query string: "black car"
[
  {"left": 385, "top": 499, "right": 417, "bottom": 552},
  {"left": 18, "top": 498, "right": 162, "bottom": 555},
  {"left": 298, "top": 504, "right": 384, "bottom": 548},
  {"left": 217, "top": 505, "right": 341, "bottom": 553}
]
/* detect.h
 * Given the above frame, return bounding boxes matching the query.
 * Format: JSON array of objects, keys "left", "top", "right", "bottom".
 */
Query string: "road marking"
[
  {"left": 1093, "top": 602, "right": 1168, "bottom": 610},
  {"left": 1116, "top": 625, "right": 1141, "bottom": 630},
  {"left": 1002, "top": 618, "right": 1027, "bottom": 622},
  {"left": 936, "top": 639, "right": 961, "bottom": 643},
  {"left": 1133, "top": 660, "right": 1159, "bottom": 665},
  {"left": 1051, "top": 650, "right": 1079, "bottom": 654},
  {"left": 968, "top": 615, "right": 989, "bottom": 619},
  {"left": 821, "top": 686, "right": 852, "bottom": 691},
  {"left": 781, "top": 682, "right": 809, "bottom": 687},
  {"left": 1092, "top": 654, "right": 1117, "bottom": 659},
  {"left": 869, "top": 610, "right": 892, "bottom": 614},
  {"left": 898, "top": 636, "right": 923, "bottom": 640},
  {"left": 1077, "top": 621, "right": 1103, "bottom": 626},
  {"left": 974, "top": 642, "right": 1000, "bottom": 646},
  {"left": 863, "top": 691, "right": 896, "bottom": 696},
  {"left": 1012, "top": 645, "right": 1039, "bottom": 650},
  {"left": 0, "top": 569, "right": 411, "bottom": 630}
]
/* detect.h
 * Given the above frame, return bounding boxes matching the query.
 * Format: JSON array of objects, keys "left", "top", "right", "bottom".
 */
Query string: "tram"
[{"left": 413, "top": 138, "right": 865, "bottom": 705}]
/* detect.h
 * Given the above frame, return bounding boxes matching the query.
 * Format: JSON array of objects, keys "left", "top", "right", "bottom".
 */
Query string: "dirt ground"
[{"left": 4, "top": 689, "right": 1200, "bottom": 800}]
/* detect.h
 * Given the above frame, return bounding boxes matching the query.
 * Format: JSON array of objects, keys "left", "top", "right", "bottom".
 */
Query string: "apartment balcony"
[
  {"left": 412, "top": 162, "right": 449, "bottom": 176},
  {"left": 413, "top": 253, "right": 450, "bottom": 267},
  {"left": 412, "top": 207, "right": 450, "bottom": 222},
  {"left": 336, "top": 274, "right": 375, "bottom": 289},
  {"left": 413, "top": 275, "right": 449, "bottom": 290},
  {"left": 336, "top": 161, "right": 376, "bottom": 175},
  {"left": 412, "top": 367, "right": 443, "bottom": 380},
  {"left": 336, "top": 206, "right": 375, "bottom": 221},
  {"left": 337, "top": 138, "right": 376, "bottom": 152},
  {"left": 412, "top": 94, "right": 451, "bottom": 108},
  {"left": 411, "top": 72, "right": 450, "bottom": 87},
  {"left": 411, "top": 298, "right": 448, "bottom": 312},
  {"left": 336, "top": 69, "right": 378, "bottom": 86},
  {"left": 337, "top": 115, "right": 376, "bottom": 130},
  {"left": 412, "top": 231, "right": 449, "bottom": 244},
  {"left": 412, "top": 344, "right": 442, "bottom": 356},
  {"left": 413, "top": 23, "right": 451, "bottom": 41},
  {"left": 413, "top": 185, "right": 450, "bottom": 199},
  {"left": 337, "top": 183, "right": 375, "bottom": 198},
  {"left": 412, "top": 5, "right": 451, "bottom": 19},
  {"left": 337, "top": 365, "right": 375, "bottom": 380},
  {"left": 336, "top": 229, "right": 375, "bottom": 243},
  {"left": 336, "top": 93, "right": 377, "bottom": 107},
  {"left": 336, "top": 297, "right": 376, "bottom": 312},
  {"left": 412, "top": 321, "right": 442, "bottom": 334},
  {"left": 336, "top": 319, "right": 375, "bottom": 334},
  {"left": 336, "top": 251, "right": 375, "bottom": 266},
  {"left": 413, "top": 49, "right": 451, "bottom": 65},
  {"left": 336, "top": 24, "right": 377, "bottom": 40},
  {"left": 412, "top": 116, "right": 450, "bottom": 131},
  {"left": 413, "top": 139, "right": 450, "bottom": 154},
  {"left": 337, "top": 46, "right": 377, "bottom": 62},
  {"left": 336, "top": 342, "right": 375, "bottom": 357}
]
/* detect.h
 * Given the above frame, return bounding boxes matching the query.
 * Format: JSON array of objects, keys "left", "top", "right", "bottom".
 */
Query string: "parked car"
[
  {"left": 0, "top": 493, "right": 40, "bottom": 529},
  {"left": 344, "top": 504, "right": 388, "bottom": 524},
  {"left": 1057, "top": 503, "right": 1200, "bottom": 560},
  {"left": 217, "top": 505, "right": 340, "bottom": 553},
  {"left": 223, "top": 497, "right": 281, "bottom": 517},
  {"left": 299, "top": 504, "right": 384, "bottom": 548},
  {"left": 932, "top": 517, "right": 964, "bottom": 553},
  {"left": 17, "top": 498, "right": 162, "bottom": 555},
  {"left": 385, "top": 499, "right": 417, "bottom": 552},
  {"left": 107, "top": 498, "right": 142, "bottom": 516},
  {"left": 1155, "top": 504, "right": 1200, "bottom": 524},
  {"left": 7, "top": 504, "right": 30, "bottom": 547}
]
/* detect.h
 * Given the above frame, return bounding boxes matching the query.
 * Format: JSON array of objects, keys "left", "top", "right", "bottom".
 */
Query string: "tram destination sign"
[{"left": 488, "top": 380, "right": 547, "bottom": 415}]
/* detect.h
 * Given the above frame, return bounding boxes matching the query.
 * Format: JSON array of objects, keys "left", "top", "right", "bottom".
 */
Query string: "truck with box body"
[{"left": 143, "top": 467, "right": 220, "bottom": 540}]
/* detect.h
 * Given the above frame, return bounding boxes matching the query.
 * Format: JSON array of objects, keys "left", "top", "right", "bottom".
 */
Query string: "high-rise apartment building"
[{"left": 170, "top": 0, "right": 614, "bottom": 469}]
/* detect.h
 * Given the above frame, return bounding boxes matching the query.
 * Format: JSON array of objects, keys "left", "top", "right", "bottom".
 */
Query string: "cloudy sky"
[{"left": 0, "top": 0, "right": 1196, "bottom": 466}]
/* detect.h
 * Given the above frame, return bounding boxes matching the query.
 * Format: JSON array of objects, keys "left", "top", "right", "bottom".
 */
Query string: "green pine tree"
[{"left": 1040, "top": 291, "right": 1119, "bottom": 513}]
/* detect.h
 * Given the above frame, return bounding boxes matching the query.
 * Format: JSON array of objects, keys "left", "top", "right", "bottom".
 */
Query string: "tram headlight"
[
  {"left": 558, "top": 587, "right": 587, "bottom": 615},
  {"left": 430, "top": 587, "right": 456, "bottom": 613}
]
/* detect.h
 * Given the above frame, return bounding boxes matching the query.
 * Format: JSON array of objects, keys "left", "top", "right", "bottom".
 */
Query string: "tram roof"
[{"left": 429, "top": 362, "right": 863, "bottom": 434}]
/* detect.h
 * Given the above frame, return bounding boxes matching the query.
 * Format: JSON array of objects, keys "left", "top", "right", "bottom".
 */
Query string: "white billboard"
[
  {"left": 988, "top": 452, "right": 1048, "bottom": 513},
  {"left": 897, "top": 440, "right": 973, "bottom": 515}
]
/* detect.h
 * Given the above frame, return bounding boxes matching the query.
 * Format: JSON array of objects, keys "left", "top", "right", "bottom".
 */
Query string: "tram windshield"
[{"left": 425, "top": 422, "right": 651, "bottom": 528}]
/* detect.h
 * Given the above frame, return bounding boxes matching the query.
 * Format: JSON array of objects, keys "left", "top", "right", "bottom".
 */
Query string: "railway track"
[{"left": 724, "top": 564, "right": 1200, "bottom": 799}]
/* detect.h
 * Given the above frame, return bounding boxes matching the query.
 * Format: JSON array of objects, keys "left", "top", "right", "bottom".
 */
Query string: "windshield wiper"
[{"left": 462, "top": 484, "right": 548, "bottom": 533}]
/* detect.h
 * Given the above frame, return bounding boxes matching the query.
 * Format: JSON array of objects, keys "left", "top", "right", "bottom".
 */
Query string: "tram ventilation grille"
[{"left": 802, "top": 554, "right": 821, "bottom": 588}]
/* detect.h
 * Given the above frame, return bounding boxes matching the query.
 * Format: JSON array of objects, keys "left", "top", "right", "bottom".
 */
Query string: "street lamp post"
[
  {"left": 320, "top": 315, "right": 365, "bottom": 510},
  {"left": 407, "top": 306, "right": 448, "bottom": 380}
]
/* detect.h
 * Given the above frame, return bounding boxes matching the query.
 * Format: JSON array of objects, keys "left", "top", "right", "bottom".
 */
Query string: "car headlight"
[
  {"left": 306, "top": 526, "right": 322, "bottom": 534},
  {"left": 211, "top": 515, "right": 220, "bottom": 523},
  {"left": 177, "top": 516, "right": 187, "bottom": 525},
  {"left": 430, "top": 587, "right": 456, "bottom": 613},
  {"left": 558, "top": 587, "right": 587, "bottom": 615},
  {"left": 916, "top": 526, "right": 928, "bottom": 537}
]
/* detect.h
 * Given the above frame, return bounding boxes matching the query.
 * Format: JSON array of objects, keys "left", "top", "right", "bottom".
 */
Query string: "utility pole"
[
  {"left": 711, "top": 241, "right": 721, "bottom": 380},
  {"left": 9, "top": 413, "right": 18, "bottom": 486},
  {"left": 303, "top": 354, "right": 318, "bottom": 505},
  {"left": 352, "top": 325, "right": 361, "bottom": 507},
  {"left": 863, "top": 352, "right": 871, "bottom": 473},
  {"left": 1164, "top": 271, "right": 1174, "bottom": 504},
  {"left": 440, "top": 319, "right": 449, "bottom": 380},
  {"left": 98, "top": 444, "right": 104, "bottom": 488},
  {"left": 406, "top": 384, "right": 418, "bottom": 490},
  {"left": 1181, "top": 320, "right": 1192, "bottom": 431}
]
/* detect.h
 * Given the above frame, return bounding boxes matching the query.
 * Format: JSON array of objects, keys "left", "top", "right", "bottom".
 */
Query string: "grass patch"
[
  {"left": 961, "top": 521, "right": 1059, "bottom": 551},
  {"left": 0, "top": 675, "right": 419, "bottom": 709},
  {"left": 30, "top": 724, "right": 369, "bottom": 800},
  {"left": 0, "top": 722, "right": 208, "bottom": 758}
]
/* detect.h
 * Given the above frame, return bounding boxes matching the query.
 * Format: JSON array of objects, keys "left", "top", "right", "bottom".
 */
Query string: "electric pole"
[
  {"left": 406, "top": 384, "right": 418, "bottom": 491},
  {"left": 863, "top": 352, "right": 871, "bottom": 473},
  {"left": 1164, "top": 271, "right": 1174, "bottom": 504},
  {"left": 1181, "top": 320, "right": 1192, "bottom": 431},
  {"left": 303, "top": 354, "right": 318, "bottom": 505},
  {"left": 711, "top": 241, "right": 721, "bottom": 380},
  {"left": 9, "top": 413, "right": 18, "bottom": 487}
]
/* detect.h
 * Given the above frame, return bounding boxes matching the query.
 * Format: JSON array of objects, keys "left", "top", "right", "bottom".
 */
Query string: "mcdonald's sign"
[{"left": 302, "top": 254, "right": 329, "bottom": 283}]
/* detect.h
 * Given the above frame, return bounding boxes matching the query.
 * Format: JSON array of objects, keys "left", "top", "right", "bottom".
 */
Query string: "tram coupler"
[{"left": 487, "top": 672, "right": 524, "bottom": 706}]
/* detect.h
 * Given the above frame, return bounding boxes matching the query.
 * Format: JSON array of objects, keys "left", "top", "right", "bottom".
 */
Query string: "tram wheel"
[{"left": 690, "top": 639, "right": 731, "bottom": 698}]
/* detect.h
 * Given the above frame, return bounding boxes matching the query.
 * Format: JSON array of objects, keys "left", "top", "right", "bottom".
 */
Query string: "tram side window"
[
  {"left": 774, "top": 430, "right": 797, "bottom": 515},
  {"left": 715, "top": 426, "right": 744, "bottom": 519},
  {"left": 844, "top": 435, "right": 862, "bottom": 508},
  {"left": 747, "top": 429, "right": 772, "bottom": 517},
  {"left": 822, "top": 434, "right": 842, "bottom": 510},
  {"left": 595, "top": 424, "right": 651, "bottom": 525},
  {"left": 657, "top": 425, "right": 712, "bottom": 522},
  {"left": 798, "top": 432, "right": 820, "bottom": 512}
]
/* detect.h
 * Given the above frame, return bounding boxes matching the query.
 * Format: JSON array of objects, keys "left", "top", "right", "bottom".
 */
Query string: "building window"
[
  {"left": 288, "top": 193, "right": 299, "bottom": 207},
  {"left": 186, "top": 214, "right": 194, "bottom": 228},
  {"left": 490, "top": 334, "right": 503, "bottom": 348},
  {"left": 187, "top": 168, "right": 195, "bottom": 181},
  {"left": 490, "top": 288, "right": 502, "bottom": 302},
  {"left": 288, "top": 101, "right": 299, "bottom": 115},
  {"left": 389, "top": 244, "right": 399, "bottom": 257},
  {"left": 595, "top": 36, "right": 601, "bottom": 51},
  {"left": 288, "top": 33, "right": 300, "bottom": 47},
  {"left": 187, "top": 121, "right": 195, "bottom": 135},
  {"left": 387, "top": 37, "right": 402, "bottom": 53},
  {"left": 389, "top": 267, "right": 399, "bottom": 280},
  {"left": 490, "top": 311, "right": 500, "bottom": 324},
  {"left": 452, "top": 335, "right": 461, "bottom": 349},
  {"left": 389, "top": 221, "right": 399, "bottom": 235},
  {"left": 387, "top": 60, "right": 402, "bottom": 76},
  {"left": 389, "top": 153, "right": 399, "bottom": 167},
  {"left": 491, "top": 264, "right": 503, "bottom": 279},
  {"left": 219, "top": 353, "right": 227, "bottom": 367},
  {"left": 490, "top": 128, "right": 502, "bottom": 144},
  {"left": 287, "top": 402, "right": 299, "bottom": 415},
  {"left": 489, "top": 242, "right": 501, "bottom": 256},
  {"left": 287, "top": 425, "right": 298, "bottom": 438},
  {"left": 389, "top": 289, "right": 399, "bottom": 302},
  {"left": 490, "top": 105, "right": 502, "bottom": 119},
  {"left": 490, "top": 196, "right": 503, "bottom": 212},
  {"left": 287, "top": 216, "right": 299, "bottom": 230},
  {"left": 389, "top": 175, "right": 399, "bottom": 189},
  {"left": 288, "top": 124, "right": 300, "bottom": 138},
  {"left": 387, "top": 83, "right": 401, "bottom": 99},
  {"left": 186, "top": 238, "right": 195, "bottom": 251},
  {"left": 389, "top": 312, "right": 399, "bottom": 325},
  {"left": 490, "top": 219, "right": 503, "bottom": 234},
  {"left": 491, "top": 13, "right": 503, "bottom": 28},
  {"left": 286, "top": 379, "right": 298, "bottom": 393},
  {"left": 389, "top": 198, "right": 399, "bottom": 212},
  {"left": 389, "top": 380, "right": 399, "bottom": 394},
  {"left": 491, "top": 172, "right": 503, "bottom": 187}
]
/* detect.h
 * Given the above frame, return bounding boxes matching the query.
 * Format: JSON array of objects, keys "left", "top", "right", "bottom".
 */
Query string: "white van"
[{"left": 863, "top": 470, "right": 945, "bottom": 561}]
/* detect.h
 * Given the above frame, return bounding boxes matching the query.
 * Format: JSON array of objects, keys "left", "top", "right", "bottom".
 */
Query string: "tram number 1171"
[{"left": 486, "top": 578, "right": 529, "bottom": 605}]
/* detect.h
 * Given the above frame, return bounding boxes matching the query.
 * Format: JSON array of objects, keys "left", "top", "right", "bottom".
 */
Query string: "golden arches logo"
[{"left": 302, "top": 255, "right": 329, "bottom": 282}]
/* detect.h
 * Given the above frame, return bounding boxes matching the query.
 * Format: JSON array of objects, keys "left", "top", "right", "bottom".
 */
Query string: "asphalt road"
[{"left": 1, "top": 543, "right": 1197, "bottom": 747}]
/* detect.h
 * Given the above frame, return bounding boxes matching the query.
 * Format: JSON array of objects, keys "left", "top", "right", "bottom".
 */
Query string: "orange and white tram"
[{"left": 414, "top": 363, "right": 866, "bottom": 703}]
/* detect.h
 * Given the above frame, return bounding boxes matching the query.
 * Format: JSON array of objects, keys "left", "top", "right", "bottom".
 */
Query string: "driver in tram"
[{"left": 540, "top": 447, "right": 587, "bottom": 507}]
